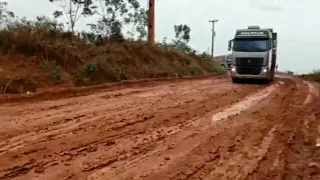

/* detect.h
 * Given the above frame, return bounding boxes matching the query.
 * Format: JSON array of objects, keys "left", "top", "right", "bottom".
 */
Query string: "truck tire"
[
  {"left": 263, "top": 79, "right": 270, "bottom": 84},
  {"left": 232, "top": 78, "right": 240, "bottom": 84}
]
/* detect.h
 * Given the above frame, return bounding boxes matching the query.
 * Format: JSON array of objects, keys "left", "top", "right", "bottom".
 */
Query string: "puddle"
[{"left": 211, "top": 84, "right": 276, "bottom": 123}]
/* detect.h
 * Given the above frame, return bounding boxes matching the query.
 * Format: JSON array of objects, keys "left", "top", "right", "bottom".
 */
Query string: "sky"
[{"left": 7, "top": 0, "right": 320, "bottom": 74}]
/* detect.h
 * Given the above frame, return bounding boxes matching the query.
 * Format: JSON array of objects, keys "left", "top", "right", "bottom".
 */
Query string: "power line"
[{"left": 209, "top": 19, "right": 218, "bottom": 58}]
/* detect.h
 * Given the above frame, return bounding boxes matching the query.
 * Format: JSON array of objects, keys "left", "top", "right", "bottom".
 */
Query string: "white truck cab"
[{"left": 228, "top": 26, "right": 277, "bottom": 84}]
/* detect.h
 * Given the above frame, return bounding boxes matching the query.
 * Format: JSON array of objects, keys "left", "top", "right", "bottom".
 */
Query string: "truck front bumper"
[{"left": 230, "top": 66, "right": 270, "bottom": 80}]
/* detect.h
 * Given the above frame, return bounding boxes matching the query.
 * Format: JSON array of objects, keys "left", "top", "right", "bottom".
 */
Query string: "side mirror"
[{"left": 228, "top": 40, "right": 232, "bottom": 51}]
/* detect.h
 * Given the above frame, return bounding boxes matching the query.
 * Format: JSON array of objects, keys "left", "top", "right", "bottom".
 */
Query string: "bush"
[
  {"left": 308, "top": 70, "right": 320, "bottom": 82},
  {"left": 42, "top": 60, "right": 62, "bottom": 81},
  {"left": 0, "top": 20, "right": 226, "bottom": 88}
]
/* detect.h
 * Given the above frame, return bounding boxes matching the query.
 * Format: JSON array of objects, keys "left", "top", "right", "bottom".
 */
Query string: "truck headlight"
[{"left": 261, "top": 67, "right": 268, "bottom": 73}]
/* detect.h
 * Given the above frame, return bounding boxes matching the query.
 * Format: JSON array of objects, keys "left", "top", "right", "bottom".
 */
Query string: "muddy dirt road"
[{"left": 0, "top": 75, "right": 320, "bottom": 180}]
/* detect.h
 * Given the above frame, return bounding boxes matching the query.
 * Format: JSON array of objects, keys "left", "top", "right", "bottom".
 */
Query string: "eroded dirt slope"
[{"left": 0, "top": 75, "right": 319, "bottom": 180}]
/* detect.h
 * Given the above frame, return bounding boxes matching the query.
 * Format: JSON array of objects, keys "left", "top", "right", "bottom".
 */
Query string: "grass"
[
  {"left": 0, "top": 23, "right": 226, "bottom": 93},
  {"left": 42, "top": 60, "right": 62, "bottom": 82},
  {"left": 306, "top": 70, "right": 320, "bottom": 82}
]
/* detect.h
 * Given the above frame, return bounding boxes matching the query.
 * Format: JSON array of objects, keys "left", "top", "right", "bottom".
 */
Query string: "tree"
[
  {"left": 0, "top": 1, "right": 15, "bottom": 28},
  {"left": 80, "top": 31, "right": 96, "bottom": 43},
  {"left": 125, "top": 6, "right": 147, "bottom": 40},
  {"left": 87, "top": 0, "right": 147, "bottom": 42},
  {"left": 34, "top": 16, "right": 64, "bottom": 31},
  {"left": 172, "top": 24, "right": 192, "bottom": 53},
  {"left": 174, "top": 24, "right": 191, "bottom": 43},
  {"left": 49, "top": 0, "right": 94, "bottom": 33},
  {"left": 86, "top": 0, "right": 127, "bottom": 41},
  {"left": 133, "top": 8, "right": 147, "bottom": 40}
]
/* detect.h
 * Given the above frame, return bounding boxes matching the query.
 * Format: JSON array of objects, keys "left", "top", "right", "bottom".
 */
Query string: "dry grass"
[
  {"left": 0, "top": 24, "right": 226, "bottom": 93},
  {"left": 302, "top": 70, "right": 320, "bottom": 82}
]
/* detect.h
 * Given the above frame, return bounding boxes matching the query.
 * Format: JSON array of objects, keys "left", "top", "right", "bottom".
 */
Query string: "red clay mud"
[{"left": 0, "top": 76, "right": 319, "bottom": 180}]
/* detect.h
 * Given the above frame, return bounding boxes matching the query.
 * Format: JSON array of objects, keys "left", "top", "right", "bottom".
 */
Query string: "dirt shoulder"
[{"left": 0, "top": 25, "right": 225, "bottom": 95}]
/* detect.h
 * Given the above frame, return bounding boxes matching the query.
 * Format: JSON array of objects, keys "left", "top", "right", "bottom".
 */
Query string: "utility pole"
[
  {"left": 209, "top": 19, "right": 218, "bottom": 58},
  {"left": 148, "top": 0, "right": 155, "bottom": 44}
]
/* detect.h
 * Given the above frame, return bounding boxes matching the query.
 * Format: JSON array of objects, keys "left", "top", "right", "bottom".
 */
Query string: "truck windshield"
[{"left": 233, "top": 39, "right": 270, "bottom": 52}]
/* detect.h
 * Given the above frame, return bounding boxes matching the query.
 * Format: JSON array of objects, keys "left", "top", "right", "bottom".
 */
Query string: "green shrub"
[
  {"left": 42, "top": 60, "right": 62, "bottom": 81},
  {"left": 188, "top": 64, "right": 201, "bottom": 75}
]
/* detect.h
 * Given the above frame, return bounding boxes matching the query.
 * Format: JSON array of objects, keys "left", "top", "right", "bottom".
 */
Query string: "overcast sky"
[{"left": 7, "top": 0, "right": 320, "bottom": 73}]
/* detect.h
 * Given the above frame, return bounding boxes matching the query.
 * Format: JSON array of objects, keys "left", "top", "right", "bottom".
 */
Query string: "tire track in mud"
[
  {"left": 0, "top": 79, "right": 226, "bottom": 148},
  {"left": 244, "top": 78, "right": 308, "bottom": 180},
  {"left": 136, "top": 77, "right": 312, "bottom": 180},
  {"left": 310, "top": 89, "right": 320, "bottom": 180},
  {"left": 211, "top": 83, "right": 277, "bottom": 123},
  {"left": 66, "top": 82, "right": 264, "bottom": 180},
  {"left": 0, "top": 79, "right": 222, "bottom": 140},
  {"left": 1, "top": 76, "right": 316, "bottom": 180},
  {"left": 277, "top": 80, "right": 320, "bottom": 180},
  {"left": 0, "top": 77, "right": 263, "bottom": 180},
  {"left": 226, "top": 78, "right": 320, "bottom": 180},
  {"left": 238, "top": 78, "right": 320, "bottom": 180},
  {"left": 86, "top": 80, "right": 285, "bottom": 180},
  {"left": 0, "top": 75, "right": 227, "bottom": 105}
]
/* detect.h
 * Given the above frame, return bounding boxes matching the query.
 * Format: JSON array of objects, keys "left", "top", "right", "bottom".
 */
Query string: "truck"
[{"left": 227, "top": 26, "right": 277, "bottom": 84}]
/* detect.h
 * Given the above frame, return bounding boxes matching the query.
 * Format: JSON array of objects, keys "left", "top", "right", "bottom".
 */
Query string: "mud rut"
[{"left": 0, "top": 76, "right": 319, "bottom": 180}]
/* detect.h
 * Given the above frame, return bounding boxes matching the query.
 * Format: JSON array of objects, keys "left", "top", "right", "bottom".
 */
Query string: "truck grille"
[
  {"left": 236, "top": 66, "right": 261, "bottom": 75},
  {"left": 235, "top": 58, "right": 264, "bottom": 66}
]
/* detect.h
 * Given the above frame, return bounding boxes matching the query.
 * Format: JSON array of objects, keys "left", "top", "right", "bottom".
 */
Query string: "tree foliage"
[
  {"left": 0, "top": 1, "right": 227, "bottom": 85},
  {"left": 170, "top": 24, "right": 192, "bottom": 54},
  {"left": 174, "top": 24, "right": 191, "bottom": 43},
  {"left": 0, "top": 0, "right": 148, "bottom": 44},
  {"left": 87, "top": 0, "right": 147, "bottom": 42},
  {"left": 49, "top": 0, "right": 95, "bottom": 32},
  {"left": 0, "top": 1, "right": 14, "bottom": 28},
  {"left": 15, "top": 16, "right": 65, "bottom": 31},
  {"left": 1, "top": 0, "right": 193, "bottom": 54},
  {"left": 125, "top": 6, "right": 147, "bottom": 40}
]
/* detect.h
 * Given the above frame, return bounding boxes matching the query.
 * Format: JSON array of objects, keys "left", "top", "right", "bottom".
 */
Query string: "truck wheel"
[
  {"left": 263, "top": 79, "right": 270, "bottom": 84},
  {"left": 232, "top": 78, "right": 240, "bottom": 84}
]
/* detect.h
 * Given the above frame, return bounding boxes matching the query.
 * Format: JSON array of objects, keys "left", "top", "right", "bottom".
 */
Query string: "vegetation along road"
[{"left": 1, "top": 0, "right": 320, "bottom": 179}]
